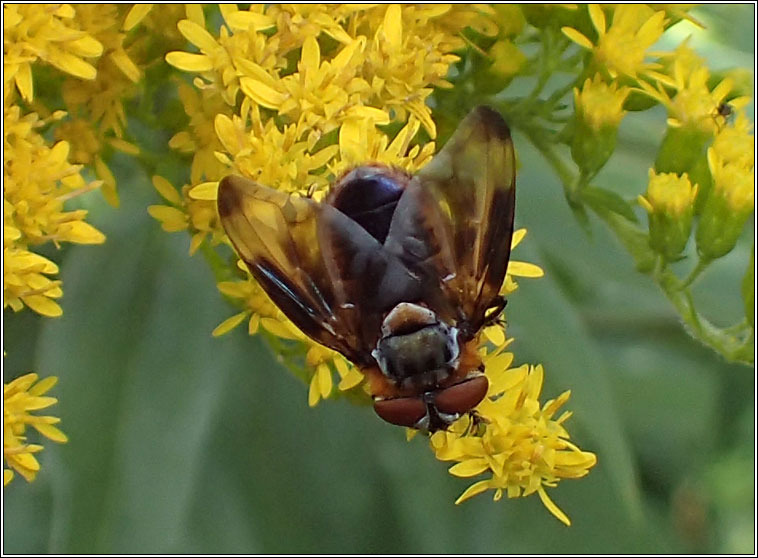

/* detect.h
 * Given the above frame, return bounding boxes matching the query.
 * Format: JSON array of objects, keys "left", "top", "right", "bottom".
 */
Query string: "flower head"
[
  {"left": 431, "top": 361, "right": 597, "bottom": 526},
  {"left": 4, "top": 373, "right": 68, "bottom": 485},
  {"left": 640, "top": 42, "right": 751, "bottom": 137},
  {"left": 562, "top": 5, "right": 667, "bottom": 82},
  {"left": 696, "top": 115, "right": 755, "bottom": 260},
  {"left": 3, "top": 4, "right": 103, "bottom": 102},
  {"left": 639, "top": 169, "right": 698, "bottom": 260},
  {"left": 571, "top": 74, "right": 630, "bottom": 174},
  {"left": 4, "top": 105, "right": 105, "bottom": 316}
]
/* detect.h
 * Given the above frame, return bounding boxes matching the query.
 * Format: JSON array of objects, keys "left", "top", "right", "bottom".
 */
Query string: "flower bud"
[
  {"left": 696, "top": 148, "right": 754, "bottom": 260},
  {"left": 654, "top": 125, "right": 710, "bottom": 176},
  {"left": 571, "top": 75, "right": 629, "bottom": 176},
  {"left": 639, "top": 170, "right": 698, "bottom": 260}
]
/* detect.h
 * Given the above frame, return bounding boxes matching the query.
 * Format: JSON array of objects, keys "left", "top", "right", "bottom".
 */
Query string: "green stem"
[
  {"left": 655, "top": 267, "right": 754, "bottom": 365},
  {"left": 679, "top": 257, "right": 710, "bottom": 289},
  {"left": 521, "top": 125, "right": 754, "bottom": 366}
]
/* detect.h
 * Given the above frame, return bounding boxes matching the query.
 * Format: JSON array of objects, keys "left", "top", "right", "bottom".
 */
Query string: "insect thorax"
[{"left": 372, "top": 302, "right": 460, "bottom": 390}]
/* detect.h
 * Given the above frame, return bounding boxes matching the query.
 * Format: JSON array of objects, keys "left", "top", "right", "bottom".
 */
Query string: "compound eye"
[
  {"left": 373, "top": 396, "right": 426, "bottom": 427},
  {"left": 433, "top": 376, "right": 489, "bottom": 416}
]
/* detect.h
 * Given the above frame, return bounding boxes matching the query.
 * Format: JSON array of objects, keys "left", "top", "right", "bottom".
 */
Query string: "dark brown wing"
[
  {"left": 217, "top": 175, "right": 373, "bottom": 365},
  {"left": 388, "top": 106, "right": 516, "bottom": 334}
]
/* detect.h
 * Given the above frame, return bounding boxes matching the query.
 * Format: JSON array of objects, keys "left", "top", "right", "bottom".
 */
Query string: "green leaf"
[{"left": 582, "top": 186, "right": 638, "bottom": 223}]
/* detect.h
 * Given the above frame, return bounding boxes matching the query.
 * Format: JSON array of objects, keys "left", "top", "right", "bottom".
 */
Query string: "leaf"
[{"left": 582, "top": 186, "right": 638, "bottom": 223}]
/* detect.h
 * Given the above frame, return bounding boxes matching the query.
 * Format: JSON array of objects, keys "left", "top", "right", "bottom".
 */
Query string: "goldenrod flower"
[
  {"left": 3, "top": 4, "right": 103, "bottom": 102},
  {"left": 431, "top": 361, "right": 597, "bottom": 526},
  {"left": 640, "top": 169, "right": 699, "bottom": 217},
  {"left": 639, "top": 169, "right": 698, "bottom": 260},
  {"left": 4, "top": 373, "right": 68, "bottom": 485},
  {"left": 50, "top": 4, "right": 164, "bottom": 206},
  {"left": 639, "top": 43, "right": 746, "bottom": 137},
  {"left": 571, "top": 74, "right": 630, "bottom": 175},
  {"left": 420, "top": 233, "right": 594, "bottom": 525},
  {"left": 573, "top": 75, "right": 629, "bottom": 131},
  {"left": 3, "top": 105, "right": 105, "bottom": 316},
  {"left": 148, "top": 175, "right": 225, "bottom": 255},
  {"left": 562, "top": 5, "right": 667, "bottom": 82},
  {"left": 161, "top": 5, "right": 594, "bottom": 523},
  {"left": 696, "top": 116, "right": 755, "bottom": 260}
]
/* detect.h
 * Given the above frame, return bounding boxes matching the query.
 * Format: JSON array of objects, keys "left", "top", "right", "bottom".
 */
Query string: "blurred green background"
[{"left": 3, "top": 4, "right": 754, "bottom": 554}]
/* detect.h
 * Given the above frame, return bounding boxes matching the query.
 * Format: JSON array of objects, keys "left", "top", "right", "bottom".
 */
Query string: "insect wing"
[
  {"left": 217, "top": 176, "right": 367, "bottom": 364},
  {"left": 414, "top": 106, "right": 516, "bottom": 331}
]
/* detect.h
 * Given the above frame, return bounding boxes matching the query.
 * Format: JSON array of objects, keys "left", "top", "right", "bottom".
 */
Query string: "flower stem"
[
  {"left": 679, "top": 257, "right": 710, "bottom": 289},
  {"left": 520, "top": 123, "right": 754, "bottom": 367}
]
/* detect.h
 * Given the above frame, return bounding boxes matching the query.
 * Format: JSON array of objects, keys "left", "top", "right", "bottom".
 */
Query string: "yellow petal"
[
  {"left": 147, "top": 205, "right": 188, "bottom": 232},
  {"left": 511, "top": 228, "right": 527, "bottom": 248},
  {"left": 248, "top": 313, "right": 260, "bottom": 335},
  {"left": 188, "top": 181, "right": 218, "bottom": 201},
  {"left": 308, "top": 374, "right": 321, "bottom": 407},
  {"left": 337, "top": 367, "right": 364, "bottom": 390},
  {"left": 14, "top": 452, "right": 40, "bottom": 472},
  {"left": 185, "top": 4, "right": 205, "bottom": 27},
  {"left": 588, "top": 4, "right": 606, "bottom": 36},
  {"left": 240, "top": 77, "right": 286, "bottom": 109},
  {"left": 95, "top": 157, "right": 119, "bottom": 207},
  {"left": 177, "top": 20, "right": 219, "bottom": 52},
  {"left": 214, "top": 114, "right": 240, "bottom": 154},
  {"left": 301, "top": 36, "right": 320, "bottom": 90},
  {"left": 484, "top": 325, "right": 505, "bottom": 346},
  {"left": 123, "top": 5, "right": 153, "bottom": 31},
  {"left": 260, "top": 317, "right": 301, "bottom": 340},
  {"left": 561, "top": 27, "right": 594, "bottom": 50},
  {"left": 152, "top": 176, "right": 182, "bottom": 205},
  {"left": 47, "top": 50, "right": 97, "bottom": 80},
  {"left": 35, "top": 423, "right": 68, "bottom": 443},
  {"left": 383, "top": 4, "right": 403, "bottom": 50},
  {"left": 449, "top": 458, "right": 490, "bottom": 477},
  {"left": 506, "top": 261, "right": 544, "bottom": 278},
  {"left": 212, "top": 312, "right": 247, "bottom": 337},
  {"left": 57, "top": 221, "right": 106, "bottom": 244},
  {"left": 339, "top": 118, "right": 362, "bottom": 163},
  {"left": 455, "top": 480, "right": 491, "bottom": 504},
  {"left": 67, "top": 35, "right": 103, "bottom": 58},
  {"left": 538, "top": 487, "right": 571, "bottom": 526},
  {"left": 223, "top": 10, "right": 274, "bottom": 31},
  {"left": 317, "top": 363, "right": 333, "bottom": 398},
  {"left": 165, "top": 52, "right": 213, "bottom": 72},
  {"left": 14, "top": 62, "right": 33, "bottom": 102},
  {"left": 21, "top": 295, "right": 63, "bottom": 317},
  {"left": 189, "top": 233, "right": 204, "bottom": 256},
  {"left": 109, "top": 138, "right": 140, "bottom": 155},
  {"left": 110, "top": 49, "right": 141, "bottom": 83},
  {"left": 28, "top": 376, "right": 58, "bottom": 396}
]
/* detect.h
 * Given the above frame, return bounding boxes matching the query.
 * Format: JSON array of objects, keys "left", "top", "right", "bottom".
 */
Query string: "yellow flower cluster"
[
  {"left": 421, "top": 232, "right": 595, "bottom": 526},
  {"left": 3, "top": 103, "right": 104, "bottom": 317},
  {"left": 640, "top": 42, "right": 750, "bottom": 137},
  {"left": 432, "top": 360, "right": 596, "bottom": 526},
  {"left": 3, "top": 373, "right": 68, "bottom": 486},
  {"left": 3, "top": 3, "right": 163, "bottom": 485},
  {"left": 153, "top": 5, "right": 596, "bottom": 520},
  {"left": 155, "top": 4, "right": 500, "bottom": 401},
  {"left": 562, "top": 4, "right": 669, "bottom": 82}
]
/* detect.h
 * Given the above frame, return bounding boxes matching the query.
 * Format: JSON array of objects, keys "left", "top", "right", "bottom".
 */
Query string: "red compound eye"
[
  {"left": 373, "top": 396, "right": 426, "bottom": 427},
  {"left": 433, "top": 376, "right": 489, "bottom": 416}
]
